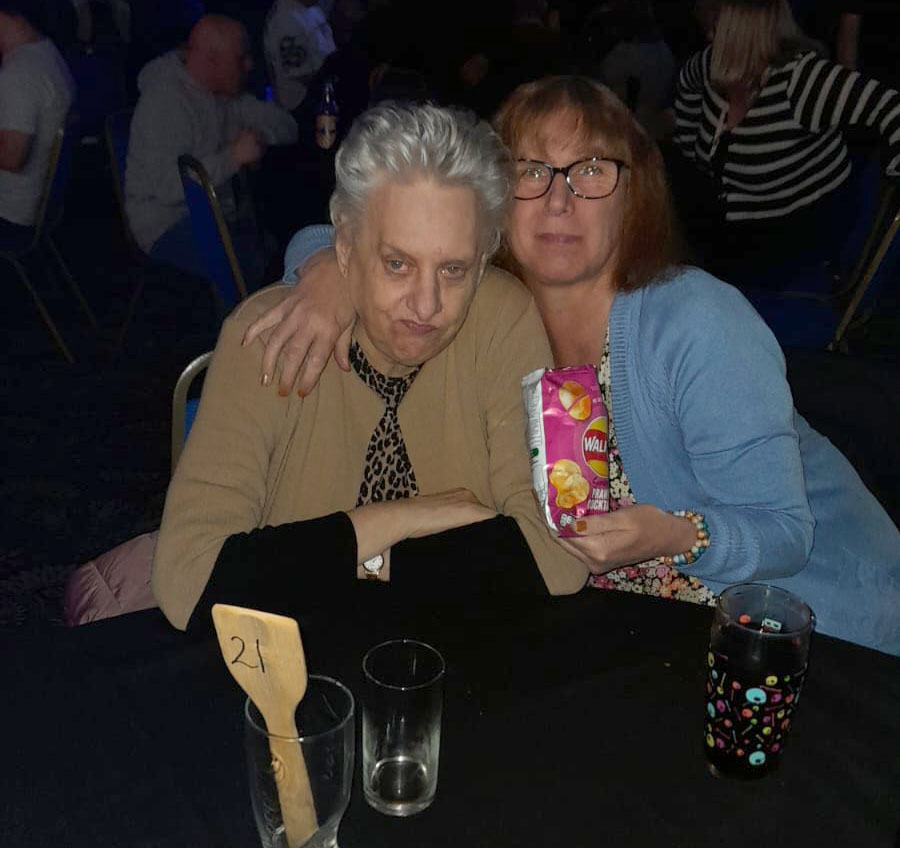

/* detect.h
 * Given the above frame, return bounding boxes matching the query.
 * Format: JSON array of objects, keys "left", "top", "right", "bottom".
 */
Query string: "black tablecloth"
[{"left": 5, "top": 589, "right": 899, "bottom": 847}]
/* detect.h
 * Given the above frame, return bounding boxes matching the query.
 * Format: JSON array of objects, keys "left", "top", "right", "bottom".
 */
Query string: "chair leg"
[
  {"left": 7, "top": 256, "right": 75, "bottom": 362},
  {"left": 46, "top": 236, "right": 99, "bottom": 330},
  {"left": 829, "top": 206, "right": 900, "bottom": 350},
  {"left": 834, "top": 181, "right": 897, "bottom": 299}
]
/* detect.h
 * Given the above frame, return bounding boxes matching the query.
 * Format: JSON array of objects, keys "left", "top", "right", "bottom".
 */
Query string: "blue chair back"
[
  {"left": 172, "top": 351, "right": 212, "bottom": 474},
  {"left": 185, "top": 398, "right": 201, "bottom": 441},
  {"left": 177, "top": 154, "right": 248, "bottom": 311}
]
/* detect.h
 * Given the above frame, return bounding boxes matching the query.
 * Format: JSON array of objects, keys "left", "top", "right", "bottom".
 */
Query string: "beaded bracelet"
[{"left": 663, "top": 509, "right": 710, "bottom": 567}]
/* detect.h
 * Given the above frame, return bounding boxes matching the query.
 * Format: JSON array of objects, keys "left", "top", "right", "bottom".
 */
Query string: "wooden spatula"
[{"left": 211, "top": 603, "right": 318, "bottom": 848}]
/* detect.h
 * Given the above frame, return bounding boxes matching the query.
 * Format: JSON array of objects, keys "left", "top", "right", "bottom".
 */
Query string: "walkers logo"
[{"left": 583, "top": 417, "right": 608, "bottom": 477}]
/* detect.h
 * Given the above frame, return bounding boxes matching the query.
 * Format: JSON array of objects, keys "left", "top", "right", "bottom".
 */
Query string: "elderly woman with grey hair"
[{"left": 151, "top": 102, "right": 589, "bottom": 631}]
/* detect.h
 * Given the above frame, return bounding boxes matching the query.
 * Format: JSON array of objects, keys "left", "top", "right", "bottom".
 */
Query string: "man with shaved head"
[{"left": 125, "top": 14, "right": 297, "bottom": 284}]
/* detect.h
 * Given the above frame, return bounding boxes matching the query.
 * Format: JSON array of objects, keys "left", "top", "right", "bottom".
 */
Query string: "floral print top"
[{"left": 588, "top": 331, "right": 716, "bottom": 607}]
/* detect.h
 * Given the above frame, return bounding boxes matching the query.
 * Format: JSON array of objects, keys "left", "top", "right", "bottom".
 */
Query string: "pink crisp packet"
[{"left": 522, "top": 366, "right": 609, "bottom": 537}]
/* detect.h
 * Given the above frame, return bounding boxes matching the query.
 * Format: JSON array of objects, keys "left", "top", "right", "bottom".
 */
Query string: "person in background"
[
  {"left": 0, "top": 0, "right": 75, "bottom": 246},
  {"left": 671, "top": 0, "right": 900, "bottom": 286},
  {"left": 208, "top": 0, "right": 277, "bottom": 98},
  {"left": 263, "top": 0, "right": 336, "bottom": 118},
  {"left": 125, "top": 14, "right": 297, "bottom": 286}
]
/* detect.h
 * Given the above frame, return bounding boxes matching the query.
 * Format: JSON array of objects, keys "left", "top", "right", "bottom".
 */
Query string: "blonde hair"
[{"left": 709, "top": 0, "right": 820, "bottom": 89}]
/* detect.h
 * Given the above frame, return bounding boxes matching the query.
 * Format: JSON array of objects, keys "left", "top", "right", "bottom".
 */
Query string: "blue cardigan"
[
  {"left": 283, "top": 228, "right": 900, "bottom": 654},
  {"left": 610, "top": 268, "right": 899, "bottom": 654}
]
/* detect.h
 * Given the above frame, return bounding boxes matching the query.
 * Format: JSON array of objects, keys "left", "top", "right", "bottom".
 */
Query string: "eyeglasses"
[{"left": 514, "top": 157, "right": 628, "bottom": 200}]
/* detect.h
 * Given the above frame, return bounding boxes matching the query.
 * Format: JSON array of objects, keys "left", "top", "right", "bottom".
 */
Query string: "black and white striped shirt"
[{"left": 673, "top": 47, "right": 900, "bottom": 221}]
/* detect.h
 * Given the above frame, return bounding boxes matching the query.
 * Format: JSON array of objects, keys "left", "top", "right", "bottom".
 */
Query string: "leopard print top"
[{"left": 349, "top": 341, "right": 421, "bottom": 506}]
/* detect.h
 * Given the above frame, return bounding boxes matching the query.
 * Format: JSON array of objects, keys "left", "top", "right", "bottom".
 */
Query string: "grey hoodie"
[{"left": 124, "top": 50, "right": 298, "bottom": 252}]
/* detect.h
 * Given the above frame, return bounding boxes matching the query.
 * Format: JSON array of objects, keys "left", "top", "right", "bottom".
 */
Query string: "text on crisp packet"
[{"left": 522, "top": 365, "right": 609, "bottom": 537}]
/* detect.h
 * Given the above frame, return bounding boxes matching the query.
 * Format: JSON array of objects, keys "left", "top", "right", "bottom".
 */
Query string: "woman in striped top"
[{"left": 672, "top": 0, "right": 900, "bottom": 284}]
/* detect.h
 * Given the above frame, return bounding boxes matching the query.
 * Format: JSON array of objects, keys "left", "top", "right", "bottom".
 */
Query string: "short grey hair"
[{"left": 329, "top": 102, "right": 512, "bottom": 259}]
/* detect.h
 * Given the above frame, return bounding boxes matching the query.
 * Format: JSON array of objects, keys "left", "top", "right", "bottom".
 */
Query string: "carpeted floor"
[{"left": 2, "top": 136, "right": 898, "bottom": 635}]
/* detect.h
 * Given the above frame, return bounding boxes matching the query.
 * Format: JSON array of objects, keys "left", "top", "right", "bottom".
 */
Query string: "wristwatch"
[{"left": 362, "top": 553, "right": 384, "bottom": 581}]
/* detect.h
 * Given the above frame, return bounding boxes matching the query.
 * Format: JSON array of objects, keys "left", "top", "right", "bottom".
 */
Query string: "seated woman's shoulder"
[
  {"left": 652, "top": 264, "right": 742, "bottom": 299},
  {"left": 476, "top": 264, "right": 533, "bottom": 308},
  {"left": 641, "top": 266, "right": 763, "bottom": 329}
]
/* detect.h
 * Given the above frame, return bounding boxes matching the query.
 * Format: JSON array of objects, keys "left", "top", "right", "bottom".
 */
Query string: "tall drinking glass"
[
  {"left": 704, "top": 583, "right": 813, "bottom": 779},
  {"left": 362, "top": 639, "right": 445, "bottom": 816},
  {"left": 244, "top": 675, "right": 354, "bottom": 848}
]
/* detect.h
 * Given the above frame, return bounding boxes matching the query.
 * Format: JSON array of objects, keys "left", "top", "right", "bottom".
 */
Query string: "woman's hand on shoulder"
[
  {"left": 556, "top": 505, "right": 697, "bottom": 574},
  {"left": 241, "top": 248, "right": 355, "bottom": 397}
]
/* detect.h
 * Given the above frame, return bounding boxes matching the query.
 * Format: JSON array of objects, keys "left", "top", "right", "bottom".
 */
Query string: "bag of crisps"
[{"left": 522, "top": 366, "right": 609, "bottom": 537}]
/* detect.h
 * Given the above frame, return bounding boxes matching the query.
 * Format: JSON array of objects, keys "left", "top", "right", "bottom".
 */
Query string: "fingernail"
[
  {"left": 278, "top": 386, "right": 289, "bottom": 397},
  {"left": 297, "top": 390, "right": 305, "bottom": 398},
  {"left": 575, "top": 520, "right": 587, "bottom": 533},
  {"left": 261, "top": 373, "right": 269, "bottom": 387},
  {"left": 241, "top": 336, "right": 247, "bottom": 347}
]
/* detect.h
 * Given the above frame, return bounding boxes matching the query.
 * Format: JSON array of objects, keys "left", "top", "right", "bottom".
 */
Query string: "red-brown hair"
[{"left": 493, "top": 76, "right": 683, "bottom": 291}]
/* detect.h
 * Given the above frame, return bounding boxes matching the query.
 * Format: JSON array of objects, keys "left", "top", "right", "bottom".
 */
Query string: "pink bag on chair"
[{"left": 63, "top": 531, "right": 159, "bottom": 626}]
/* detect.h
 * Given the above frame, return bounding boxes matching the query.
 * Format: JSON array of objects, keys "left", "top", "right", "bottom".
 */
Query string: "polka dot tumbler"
[{"left": 704, "top": 583, "right": 813, "bottom": 779}]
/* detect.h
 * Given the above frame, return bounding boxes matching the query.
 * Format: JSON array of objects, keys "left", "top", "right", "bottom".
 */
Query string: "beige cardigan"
[{"left": 152, "top": 268, "right": 589, "bottom": 629}]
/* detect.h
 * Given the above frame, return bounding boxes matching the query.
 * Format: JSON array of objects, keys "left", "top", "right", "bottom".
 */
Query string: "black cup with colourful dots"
[{"left": 704, "top": 583, "right": 814, "bottom": 779}]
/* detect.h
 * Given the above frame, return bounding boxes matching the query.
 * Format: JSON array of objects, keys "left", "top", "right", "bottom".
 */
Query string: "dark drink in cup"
[{"left": 704, "top": 584, "right": 813, "bottom": 779}]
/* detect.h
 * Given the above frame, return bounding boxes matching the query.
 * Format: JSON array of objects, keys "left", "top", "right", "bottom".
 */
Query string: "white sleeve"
[{"left": 0, "top": 66, "right": 39, "bottom": 135}]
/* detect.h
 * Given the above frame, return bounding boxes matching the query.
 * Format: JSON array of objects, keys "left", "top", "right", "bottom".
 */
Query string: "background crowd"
[{"left": 1, "top": 0, "right": 898, "bottom": 632}]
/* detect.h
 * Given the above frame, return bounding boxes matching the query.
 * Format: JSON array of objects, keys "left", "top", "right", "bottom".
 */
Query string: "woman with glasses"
[{"left": 243, "top": 76, "right": 899, "bottom": 654}]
